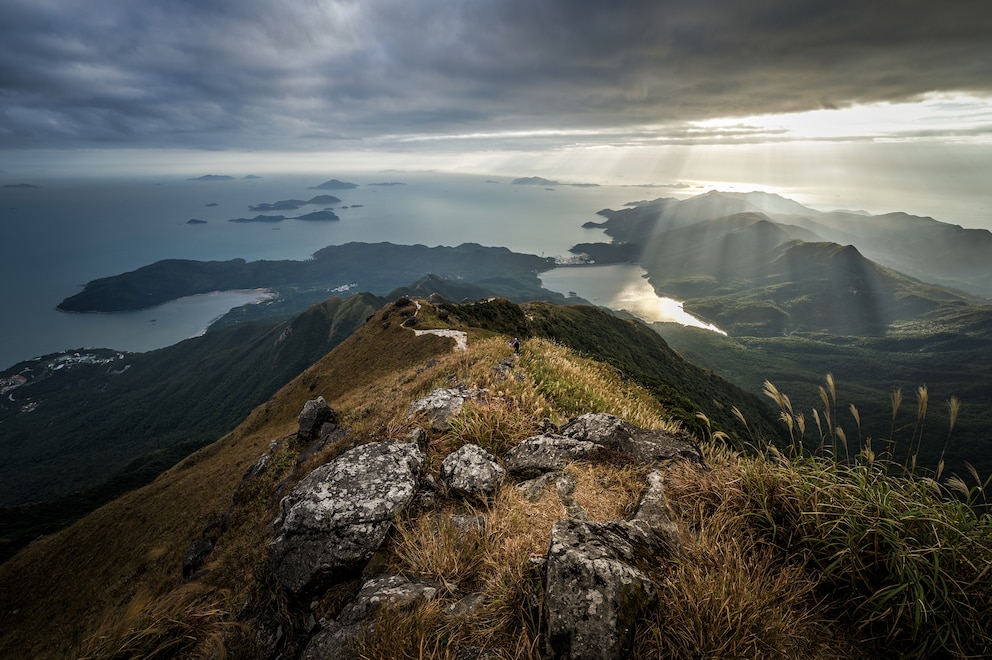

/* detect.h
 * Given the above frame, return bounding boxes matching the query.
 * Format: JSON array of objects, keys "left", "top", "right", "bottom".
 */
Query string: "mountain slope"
[
  {"left": 2, "top": 296, "right": 988, "bottom": 659},
  {"left": 587, "top": 191, "right": 992, "bottom": 298},
  {"left": 577, "top": 210, "right": 982, "bottom": 336}
]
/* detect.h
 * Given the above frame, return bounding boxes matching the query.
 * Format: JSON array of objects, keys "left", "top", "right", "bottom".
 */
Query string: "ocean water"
[{"left": 1, "top": 172, "right": 662, "bottom": 369}]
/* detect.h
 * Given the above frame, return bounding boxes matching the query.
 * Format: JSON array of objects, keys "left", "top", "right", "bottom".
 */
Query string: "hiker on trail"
[{"left": 511, "top": 337, "right": 520, "bottom": 354}]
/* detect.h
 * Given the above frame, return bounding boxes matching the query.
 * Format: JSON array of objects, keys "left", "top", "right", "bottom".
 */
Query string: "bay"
[{"left": 539, "top": 264, "right": 726, "bottom": 334}]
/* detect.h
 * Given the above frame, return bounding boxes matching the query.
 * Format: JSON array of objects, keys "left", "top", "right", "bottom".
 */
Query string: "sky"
[{"left": 2, "top": 0, "right": 992, "bottom": 226}]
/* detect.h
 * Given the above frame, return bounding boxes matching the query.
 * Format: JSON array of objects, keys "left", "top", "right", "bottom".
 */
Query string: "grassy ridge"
[{"left": 1, "top": 298, "right": 989, "bottom": 658}]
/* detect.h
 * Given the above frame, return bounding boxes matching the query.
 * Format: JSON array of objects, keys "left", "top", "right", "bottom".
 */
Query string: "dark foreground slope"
[{"left": 0, "top": 294, "right": 382, "bottom": 561}]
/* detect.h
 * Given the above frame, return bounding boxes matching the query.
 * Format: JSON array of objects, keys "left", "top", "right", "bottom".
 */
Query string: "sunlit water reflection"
[{"left": 540, "top": 264, "right": 726, "bottom": 335}]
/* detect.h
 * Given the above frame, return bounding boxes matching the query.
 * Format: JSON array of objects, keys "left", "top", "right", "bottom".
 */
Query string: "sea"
[{"left": 0, "top": 171, "right": 718, "bottom": 370}]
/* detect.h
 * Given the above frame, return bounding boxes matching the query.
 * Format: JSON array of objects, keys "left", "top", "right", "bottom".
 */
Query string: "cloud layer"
[{"left": 2, "top": 0, "right": 991, "bottom": 150}]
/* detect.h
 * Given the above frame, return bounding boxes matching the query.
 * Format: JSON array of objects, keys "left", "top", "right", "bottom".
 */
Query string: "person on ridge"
[{"left": 511, "top": 337, "right": 520, "bottom": 354}]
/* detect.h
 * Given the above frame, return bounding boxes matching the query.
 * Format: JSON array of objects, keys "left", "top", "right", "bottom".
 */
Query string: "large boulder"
[
  {"left": 561, "top": 413, "right": 704, "bottom": 466},
  {"left": 544, "top": 467, "right": 682, "bottom": 660},
  {"left": 268, "top": 441, "right": 424, "bottom": 595},
  {"left": 544, "top": 518, "right": 665, "bottom": 660},
  {"left": 502, "top": 434, "right": 605, "bottom": 477},
  {"left": 440, "top": 444, "right": 506, "bottom": 499}
]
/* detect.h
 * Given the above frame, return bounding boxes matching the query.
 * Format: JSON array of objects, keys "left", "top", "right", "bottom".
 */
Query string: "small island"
[
  {"left": 309, "top": 179, "right": 359, "bottom": 190},
  {"left": 186, "top": 218, "right": 208, "bottom": 225},
  {"left": 294, "top": 210, "right": 339, "bottom": 221},
  {"left": 229, "top": 214, "right": 286, "bottom": 223},
  {"left": 249, "top": 195, "right": 342, "bottom": 212},
  {"left": 188, "top": 175, "right": 235, "bottom": 181}
]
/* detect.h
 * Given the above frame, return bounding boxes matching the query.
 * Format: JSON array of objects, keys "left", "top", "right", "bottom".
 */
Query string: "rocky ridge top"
[{"left": 224, "top": 386, "right": 706, "bottom": 659}]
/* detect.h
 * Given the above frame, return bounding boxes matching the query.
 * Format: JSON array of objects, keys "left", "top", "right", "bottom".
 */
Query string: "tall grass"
[
  {"left": 687, "top": 374, "right": 992, "bottom": 658},
  {"left": 77, "top": 583, "right": 239, "bottom": 660}
]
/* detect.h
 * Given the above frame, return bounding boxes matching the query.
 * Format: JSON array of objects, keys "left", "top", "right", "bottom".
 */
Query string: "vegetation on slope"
[
  {"left": 657, "top": 322, "right": 992, "bottom": 480},
  {"left": 1, "top": 296, "right": 989, "bottom": 659}
]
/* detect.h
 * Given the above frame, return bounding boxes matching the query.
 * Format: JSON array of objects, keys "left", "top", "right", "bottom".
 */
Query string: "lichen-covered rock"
[
  {"left": 440, "top": 444, "right": 505, "bottom": 498},
  {"left": 297, "top": 396, "right": 338, "bottom": 443},
  {"left": 407, "top": 386, "right": 485, "bottom": 431},
  {"left": 502, "top": 434, "right": 605, "bottom": 477},
  {"left": 561, "top": 412, "right": 704, "bottom": 466},
  {"left": 268, "top": 442, "right": 424, "bottom": 595},
  {"left": 544, "top": 518, "right": 663, "bottom": 660},
  {"left": 630, "top": 470, "right": 680, "bottom": 550},
  {"left": 302, "top": 574, "right": 440, "bottom": 660}
]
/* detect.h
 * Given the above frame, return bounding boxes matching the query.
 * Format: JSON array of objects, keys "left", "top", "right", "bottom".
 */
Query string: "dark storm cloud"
[{"left": 1, "top": 0, "right": 990, "bottom": 149}]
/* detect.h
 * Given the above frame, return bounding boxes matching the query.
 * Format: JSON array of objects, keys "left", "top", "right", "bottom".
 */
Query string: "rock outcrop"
[
  {"left": 561, "top": 412, "right": 705, "bottom": 465},
  {"left": 296, "top": 396, "right": 338, "bottom": 443},
  {"left": 303, "top": 574, "right": 441, "bottom": 660},
  {"left": 268, "top": 441, "right": 425, "bottom": 595},
  {"left": 407, "top": 385, "right": 486, "bottom": 431},
  {"left": 503, "top": 434, "right": 605, "bottom": 477},
  {"left": 439, "top": 443, "right": 506, "bottom": 499},
  {"left": 270, "top": 397, "right": 702, "bottom": 658}
]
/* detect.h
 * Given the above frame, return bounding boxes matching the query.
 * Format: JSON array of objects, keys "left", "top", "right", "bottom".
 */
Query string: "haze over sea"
[{"left": 0, "top": 172, "right": 695, "bottom": 370}]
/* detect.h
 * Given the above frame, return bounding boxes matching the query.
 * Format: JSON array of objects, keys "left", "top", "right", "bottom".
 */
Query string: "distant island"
[
  {"left": 249, "top": 195, "right": 341, "bottom": 212},
  {"left": 188, "top": 174, "right": 236, "bottom": 181},
  {"left": 294, "top": 210, "right": 340, "bottom": 221},
  {"left": 229, "top": 215, "right": 285, "bottom": 223},
  {"left": 309, "top": 179, "right": 359, "bottom": 190},
  {"left": 2, "top": 183, "right": 39, "bottom": 189},
  {"left": 512, "top": 176, "right": 559, "bottom": 186},
  {"left": 242, "top": 175, "right": 262, "bottom": 180},
  {"left": 369, "top": 182, "right": 404, "bottom": 187},
  {"left": 229, "top": 209, "right": 340, "bottom": 223},
  {"left": 512, "top": 176, "right": 599, "bottom": 188},
  {"left": 186, "top": 218, "right": 208, "bottom": 225}
]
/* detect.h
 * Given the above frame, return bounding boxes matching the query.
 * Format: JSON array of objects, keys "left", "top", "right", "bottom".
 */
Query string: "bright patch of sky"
[{"left": 690, "top": 93, "right": 992, "bottom": 144}]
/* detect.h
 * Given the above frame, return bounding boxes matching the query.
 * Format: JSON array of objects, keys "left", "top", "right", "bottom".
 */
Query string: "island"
[
  {"left": 228, "top": 214, "right": 285, "bottom": 223},
  {"left": 309, "top": 179, "right": 359, "bottom": 190},
  {"left": 56, "top": 242, "right": 559, "bottom": 314},
  {"left": 294, "top": 210, "right": 339, "bottom": 221},
  {"left": 186, "top": 218, "right": 208, "bottom": 225},
  {"left": 188, "top": 175, "right": 235, "bottom": 181},
  {"left": 249, "top": 195, "right": 342, "bottom": 212}
]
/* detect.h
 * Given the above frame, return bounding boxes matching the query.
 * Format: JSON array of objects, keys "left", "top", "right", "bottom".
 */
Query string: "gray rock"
[
  {"left": 630, "top": 470, "right": 681, "bottom": 551},
  {"left": 440, "top": 444, "right": 506, "bottom": 498},
  {"left": 544, "top": 518, "right": 664, "bottom": 660},
  {"left": 554, "top": 472, "right": 590, "bottom": 521},
  {"left": 338, "top": 574, "right": 441, "bottom": 625},
  {"left": 515, "top": 471, "right": 562, "bottom": 502},
  {"left": 268, "top": 441, "right": 424, "bottom": 595},
  {"left": 502, "top": 434, "right": 605, "bottom": 477},
  {"left": 297, "top": 396, "right": 339, "bottom": 443},
  {"left": 407, "top": 386, "right": 486, "bottom": 431},
  {"left": 448, "top": 592, "right": 488, "bottom": 618},
  {"left": 561, "top": 412, "right": 705, "bottom": 466},
  {"left": 302, "top": 574, "right": 440, "bottom": 660},
  {"left": 449, "top": 514, "right": 487, "bottom": 534}
]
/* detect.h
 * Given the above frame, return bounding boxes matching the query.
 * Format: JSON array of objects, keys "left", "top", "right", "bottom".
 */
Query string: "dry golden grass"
[{"left": 77, "top": 582, "right": 239, "bottom": 660}]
